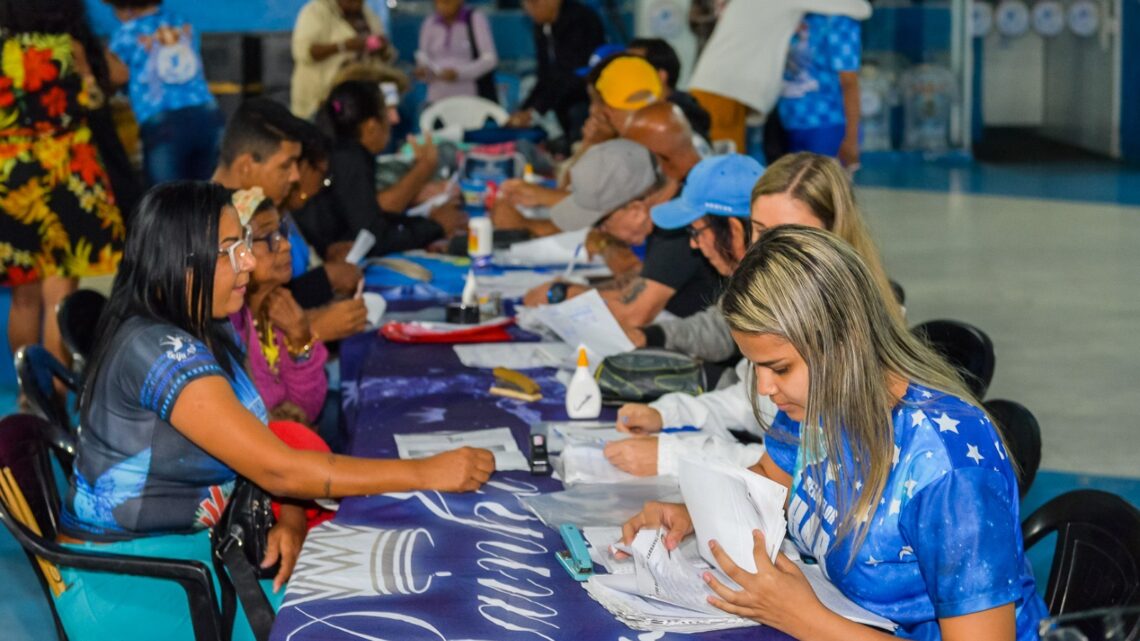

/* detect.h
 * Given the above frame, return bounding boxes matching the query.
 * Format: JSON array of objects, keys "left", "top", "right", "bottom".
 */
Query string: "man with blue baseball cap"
[
  {"left": 651, "top": 153, "right": 764, "bottom": 229},
  {"left": 631, "top": 154, "right": 765, "bottom": 353},
  {"left": 605, "top": 154, "right": 766, "bottom": 479}
]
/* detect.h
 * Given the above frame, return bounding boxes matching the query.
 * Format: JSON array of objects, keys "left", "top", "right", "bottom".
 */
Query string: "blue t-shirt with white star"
[
  {"left": 109, "top": 7, "right": 215, "bottom": 125},
  {"left": 778, "top": 14, "right": 861, "bottom": 131},
  {"left": 765, "top": 383, "right": 1048, "bottom": 640}
]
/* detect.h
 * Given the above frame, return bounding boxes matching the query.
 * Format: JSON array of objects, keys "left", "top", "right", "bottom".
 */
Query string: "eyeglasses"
[
  {"left": 687, "top": 221, "right": 713, "bottom": 240},
  {"left": 218, "top": 225, "right": 254, "bottom": 273},
  {"left": 252, "top": 222, "right": 290, "bottom": 254}
]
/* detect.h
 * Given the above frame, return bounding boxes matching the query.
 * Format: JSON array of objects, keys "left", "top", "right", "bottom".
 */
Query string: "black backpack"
[{"left": 464, "top": 10, "right": 498, "bottom": 104}]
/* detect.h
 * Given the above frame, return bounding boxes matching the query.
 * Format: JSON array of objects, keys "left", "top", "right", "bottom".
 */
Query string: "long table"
[{"left": 270, "top": 277, "right": 793, "bottom": 640}]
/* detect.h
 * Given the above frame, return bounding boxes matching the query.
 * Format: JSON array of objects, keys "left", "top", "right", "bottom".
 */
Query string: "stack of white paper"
[
  {"left": 393, "top": 427, "right": 528, "bottom": 471},
  {"left": 583, "top": 571, "right": 757, "bottom": 633},
  {"left": 631, "top": 528, "right": 739, "bottom": 616},
  {"left": 583, "top": 540, "right": 897, "bottom": 633},
  {"left": 496, "top": 229, "right": 604, "bottom": 267},
  {"left": 576, "top": 456, "right": 898, "bottom": 633},
  {"left": 558, "top": 440, "right": 640, "bottom": 485},
  {"left": 582, "top": 526, "right": 633, "bottom": 575},
  {"left": 542, "top": 421, "right": 624, "bottom": 453},
  {"left": 519, "top": 477, "right": 681, "bottom": 529},
  {"left": 453, "top": 342, "right": 573, "bottom": 370},
  {"left": 678, "top": 456, "right": 788, "bottom": 571}
]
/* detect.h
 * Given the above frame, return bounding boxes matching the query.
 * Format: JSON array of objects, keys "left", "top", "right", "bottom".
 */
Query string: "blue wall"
[
  {"left": 84, "top": 0, "right": 392, "bottom": 36},
  {"left": 84, "top": 0, "right": 627, "bottom": 64},
  {"left": 1121, "top": 0, "right": 1140, "bottom": 163},
  {"left": 862, "top": 5, "right": 952, "bottom": 63}
]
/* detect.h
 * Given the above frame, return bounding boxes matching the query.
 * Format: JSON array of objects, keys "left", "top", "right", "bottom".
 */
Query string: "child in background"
[{"left": 104, "top": 0, "right": 222, "bottom": 185}]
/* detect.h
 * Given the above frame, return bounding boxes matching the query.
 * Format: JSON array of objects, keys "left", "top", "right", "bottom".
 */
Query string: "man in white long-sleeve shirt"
[{"left": 687, "top": 0, "right": 871, "bottom": 154}]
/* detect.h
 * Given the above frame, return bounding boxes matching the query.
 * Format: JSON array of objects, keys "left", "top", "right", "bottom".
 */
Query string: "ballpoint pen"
[
  {"left": 661, "top": 425, "right": 701, "bottom": 434},
  {"left": 562, "top": 243, "right": 583, "bottom": 280}
]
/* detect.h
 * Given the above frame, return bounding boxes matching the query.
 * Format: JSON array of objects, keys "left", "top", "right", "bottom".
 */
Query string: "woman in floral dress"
[{"left": 0, "top": 0, "right": 125, "bottom": 364}]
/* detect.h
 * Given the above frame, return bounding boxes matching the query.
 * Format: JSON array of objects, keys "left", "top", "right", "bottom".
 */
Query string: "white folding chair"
[{"left": 419, "top": 96, "right": 509, "bottom": 142}]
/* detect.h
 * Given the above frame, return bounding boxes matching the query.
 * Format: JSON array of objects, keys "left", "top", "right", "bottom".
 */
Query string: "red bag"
[{"left": 379, "top": 318, "right": 515, "bottom": 344}]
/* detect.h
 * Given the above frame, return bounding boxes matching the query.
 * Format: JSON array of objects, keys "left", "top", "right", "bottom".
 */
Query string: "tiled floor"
[
  {"left": 859, "top": 185, "right": 1140, "bottom": 477},
  {"left": 2, "top": 159, "right": 1139, "bottom": 639}
]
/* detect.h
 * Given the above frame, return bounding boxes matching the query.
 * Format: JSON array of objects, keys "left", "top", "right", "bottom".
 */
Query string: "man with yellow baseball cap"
[{"left": 584, "top": 55, "right": 664, "bottom": 142}]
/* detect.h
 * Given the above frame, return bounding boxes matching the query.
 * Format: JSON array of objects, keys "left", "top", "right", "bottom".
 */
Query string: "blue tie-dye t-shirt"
[
  {"left": 62, "top": 317, "right": 267, "bottom": 541},
  {"left": 765, "top": 383, "right": 1047, "bottom": 640},
  {"left": 108, "top": 7, "right": 215, "bottom": 125},
  {"left": 778, "top": 14, "right": 861, "bottom": 131}
]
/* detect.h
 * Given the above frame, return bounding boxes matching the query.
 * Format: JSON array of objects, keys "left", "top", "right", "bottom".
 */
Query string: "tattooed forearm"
[
  {"left": 323, "top": 453, "right": 336, "bottom": 498},
  {"left": 596, "top": 269, "right": 643, "bottom": 292},
  {"left": 619, "top": 278, "right": 647, "bottom": 304}
]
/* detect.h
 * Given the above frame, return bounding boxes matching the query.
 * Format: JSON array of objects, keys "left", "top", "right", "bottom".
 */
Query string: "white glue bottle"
[
  {"left": 461, "top": 269, "right": 478, "bottom": 306},
  {"left": 467, "top": 214, "right": 493, "bottom": 269},
  {"left": 565, "top": 345, "right": 601, "bottom": 419}
]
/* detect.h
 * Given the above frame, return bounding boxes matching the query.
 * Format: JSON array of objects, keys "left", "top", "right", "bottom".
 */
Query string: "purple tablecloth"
[{"left": 270, "top": 331, "right": 794, "bottom": 641}]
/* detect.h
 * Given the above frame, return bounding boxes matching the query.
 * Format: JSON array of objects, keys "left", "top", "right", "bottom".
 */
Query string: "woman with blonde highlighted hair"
[
  {"left": 749, "top": 151, "right": 896, "bottom": 318},
  {"left": 609, "top": 152, "right": 898, "bottom": 477},
  {"left": 620, "top": 226, "right": 1045, "bottom": 641}
]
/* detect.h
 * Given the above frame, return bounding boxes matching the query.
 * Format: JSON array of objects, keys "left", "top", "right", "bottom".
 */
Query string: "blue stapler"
[{"left": 556, "top": 523, "right": 593, "bottom": 581}]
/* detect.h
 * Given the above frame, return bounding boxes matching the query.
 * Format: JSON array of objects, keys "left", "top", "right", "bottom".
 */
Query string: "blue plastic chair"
[{"left": 0, "top": 414, "right": 226, "bottom": 641}]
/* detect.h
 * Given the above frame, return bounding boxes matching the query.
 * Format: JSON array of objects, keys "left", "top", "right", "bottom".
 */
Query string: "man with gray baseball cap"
[
  {"left": 524, "top": 139, "right": 721, "bottom": 326},
  {"left": 549, "top": 139, "right": 659, "bottom": 231}
]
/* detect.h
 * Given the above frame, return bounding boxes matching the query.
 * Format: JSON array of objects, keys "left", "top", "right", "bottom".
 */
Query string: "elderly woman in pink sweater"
[{"left": 230, "top": 189, "right": 329, "bottom": 425}]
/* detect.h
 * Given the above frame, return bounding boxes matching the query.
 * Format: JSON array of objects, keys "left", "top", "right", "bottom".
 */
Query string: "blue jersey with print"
[
  {"left": 778, "top": 14, "right": 861, "bottom": 131},
  {"left": 62, "top": 317, "right": 267, "bottom": 541},
  {"left": 109, "top": 8, "right": 215, "bottom": 125},
  {"left": 765, "top": 383, "right": 1047, "bottom": 640}
]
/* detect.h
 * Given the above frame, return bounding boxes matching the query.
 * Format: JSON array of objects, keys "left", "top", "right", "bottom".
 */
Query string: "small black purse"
[{"left": 213, "top": 478, "right": 278, "bottom": 641}]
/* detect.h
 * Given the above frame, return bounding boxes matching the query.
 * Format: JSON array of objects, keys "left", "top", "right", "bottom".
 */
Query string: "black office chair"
[
  {"left": 14, "top": 345, "right": 79, "bottom": 468},
  {"left": 57, "top": 289, "right": 106, "bottom": 375},
  {"left": 0, "top": 414, "right": 226, "bottom": 641},
  {"left": 912, "top": 319, "right": 996, "bottom": 399},
  {"left": 983, "top": 399, "right": 1042, "bottom": 498},
  {"left": 1023, "top": 489, "right": 1140, "bottom": 615}
]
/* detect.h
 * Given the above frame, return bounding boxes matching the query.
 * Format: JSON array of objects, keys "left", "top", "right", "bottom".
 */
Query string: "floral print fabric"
[{"left": 0, "top": 32, "right": 124, "bottom": 285}]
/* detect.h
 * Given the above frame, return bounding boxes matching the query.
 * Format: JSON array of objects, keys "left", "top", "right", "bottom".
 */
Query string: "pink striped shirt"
[{"left": 414, "top": 7, "right": 498, "bottom": 104}]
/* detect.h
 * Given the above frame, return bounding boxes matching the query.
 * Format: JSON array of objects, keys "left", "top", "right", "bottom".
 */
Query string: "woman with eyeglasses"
[
  {"left": 60, "top": 181, "right": 494, "bottom": 639},
  {"left": 230, "top": 189, "right": 329, "bottom": 426},
  {"left": 619, "top": 226, "right": 1045, "bottom": 641},
  {"left": 607, "top": 152, "right": 899, "bottom": 477}
]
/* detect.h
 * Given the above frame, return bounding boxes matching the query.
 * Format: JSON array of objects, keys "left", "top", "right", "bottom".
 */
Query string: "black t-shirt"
[
  {"left": 641, "top": 227, "right": 723, "bottom": 318},
  {"left": 292, "top": 140, "right": 443, "bottom": 258}
]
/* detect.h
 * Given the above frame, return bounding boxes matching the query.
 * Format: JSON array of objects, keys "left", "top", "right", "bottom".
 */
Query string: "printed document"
[
  {"left": 394, "top": 427, "right": 527, "bottom": 471},
  {"left": 528, "top": 289, "right": 635, "bottom": 359}
]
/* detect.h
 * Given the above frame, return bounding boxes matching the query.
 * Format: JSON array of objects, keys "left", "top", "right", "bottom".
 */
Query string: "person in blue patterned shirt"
[
  {"left": 779, "top": 14, "right": 864, "bottom": 167},
  {"left": 621, "top": 226, "right": 1047, "bottom": 640},
  {"left": 104, "top": 0, "right": 223, "bottom": 185}
]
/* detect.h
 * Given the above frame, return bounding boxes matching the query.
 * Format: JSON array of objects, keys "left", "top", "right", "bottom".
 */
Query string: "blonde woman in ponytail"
[{"left": 620, "top": 226, "right": 1045, "bottom": 641}]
